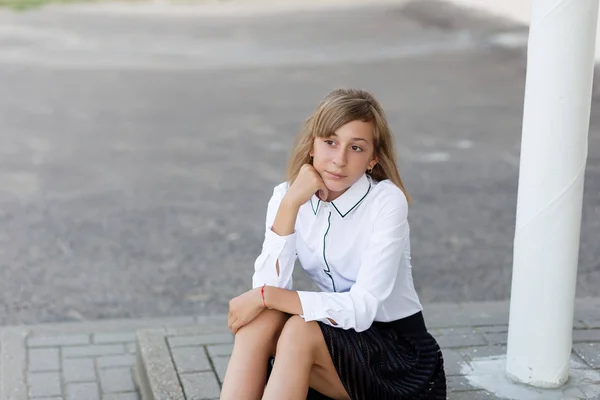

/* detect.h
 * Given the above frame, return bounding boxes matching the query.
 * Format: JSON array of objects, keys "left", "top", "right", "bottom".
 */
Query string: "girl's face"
[{"left": 310, "top": 119, "right": 378, "bottom": 202}]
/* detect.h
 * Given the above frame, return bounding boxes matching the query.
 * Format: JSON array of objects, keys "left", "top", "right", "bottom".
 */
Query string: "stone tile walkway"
[
  {"left": 1, "top": 300, "right": 599, "bottom": 400},
  {"left": 0, "top": 317, "right": 202, "bottom": 400}
]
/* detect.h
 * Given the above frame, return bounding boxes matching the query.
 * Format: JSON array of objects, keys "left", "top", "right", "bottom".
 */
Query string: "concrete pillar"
[{"left": 506, "top": 0, "right": 599, "bottom": 388}]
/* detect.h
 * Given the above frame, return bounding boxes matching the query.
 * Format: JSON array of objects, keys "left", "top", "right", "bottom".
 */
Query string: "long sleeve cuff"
[
  {"left": 264, "top": 226, "right": 296, "bottom": 259},
  {"left": 297, "top": 291, "right": 328, "bottom": 322},
  {"left": 297, "top": 288, "right": 380, "bottom": 332},
  {"left": 252, "top": 227, "right": 297, "bottom": 289}
]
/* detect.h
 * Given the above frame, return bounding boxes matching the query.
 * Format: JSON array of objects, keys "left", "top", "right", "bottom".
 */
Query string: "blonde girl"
[{"left": 220, "top": 88, "right": 446, "bottom": 400}]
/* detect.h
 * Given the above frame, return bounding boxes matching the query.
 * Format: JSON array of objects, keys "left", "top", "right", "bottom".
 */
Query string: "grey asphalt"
[{"left": 0, "top": 0, "right": 599, "bottom": 326}]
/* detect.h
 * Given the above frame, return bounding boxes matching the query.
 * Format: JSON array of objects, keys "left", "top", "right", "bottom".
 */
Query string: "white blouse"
[{"left": 252, "top": 173, "right": 423, "bottom": 332}]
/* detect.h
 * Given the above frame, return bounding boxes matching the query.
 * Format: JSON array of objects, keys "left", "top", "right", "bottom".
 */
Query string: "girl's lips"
[{"left": 326, "top": 171, "right": 346, "bottom": 180}]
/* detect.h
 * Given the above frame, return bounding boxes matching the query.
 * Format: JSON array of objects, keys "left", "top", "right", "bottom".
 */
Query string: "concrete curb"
[
  {"left": 135, "top": 328, "right": 185, "bottom": 400},
  {"left": 39, "top": 0, "right": 415, "bottom": 16},
  {"left": 0, "top": 328, "right": 29, "bottom": 400},
  {"left": 1, "top": 298, "right": 598, "bottom": 332},
  {"left": 424, "top": 297, "right": 600, "bottom": 329},
  {"left": 6, "top": 316, "right": 198, "bottom": 335},
  {"left": 135, "top": 324, "right": 233, "bottom": 400}
]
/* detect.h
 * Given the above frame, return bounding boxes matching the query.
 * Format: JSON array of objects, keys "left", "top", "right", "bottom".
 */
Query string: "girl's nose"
[{"left": 333, "top": 150, "right": 347, "bottom": 166}]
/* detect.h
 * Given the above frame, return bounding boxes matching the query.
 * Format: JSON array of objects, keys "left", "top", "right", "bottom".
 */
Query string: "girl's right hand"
[{"left": 284, "top": 164, "right": 329, "bottom": 208}]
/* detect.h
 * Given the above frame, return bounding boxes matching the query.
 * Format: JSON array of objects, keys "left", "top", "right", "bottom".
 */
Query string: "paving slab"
[{"left": 0, "top": 317, "right": 202, "bottom": 400}]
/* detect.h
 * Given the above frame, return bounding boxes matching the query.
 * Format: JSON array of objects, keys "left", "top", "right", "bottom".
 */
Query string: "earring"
[{"left": 367, "top": 167, "right": 373, "bottom": 174}]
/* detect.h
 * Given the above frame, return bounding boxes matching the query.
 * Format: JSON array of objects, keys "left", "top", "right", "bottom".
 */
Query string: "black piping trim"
[
  {"left": 331, "top": 181, "right": 372, "bottom": 218},
  {"left": 310, "top": 198, "right": 321, "bottom": 215},
  {"left": 322, "top": 211, "right": 336, "bottom": 292}
]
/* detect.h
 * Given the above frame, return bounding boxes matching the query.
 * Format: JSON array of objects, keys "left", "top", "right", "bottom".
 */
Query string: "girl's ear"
[{"left": 370, "top": 156, "right": 379, "bottom": 169}]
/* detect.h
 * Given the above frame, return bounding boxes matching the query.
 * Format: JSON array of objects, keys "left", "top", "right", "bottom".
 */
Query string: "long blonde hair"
[{"left": 286, "top": 88, "right": 411, "bottom": 203}]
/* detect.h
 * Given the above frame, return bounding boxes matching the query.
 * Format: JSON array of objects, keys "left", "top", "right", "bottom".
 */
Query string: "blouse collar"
[{"left": 310, "top": 173, "right": 372, "bottom": 218}]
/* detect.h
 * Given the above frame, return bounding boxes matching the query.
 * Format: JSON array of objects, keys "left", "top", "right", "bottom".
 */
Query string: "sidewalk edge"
[{"left": 0, "top": 327, "right": 29, "bottom": 400}]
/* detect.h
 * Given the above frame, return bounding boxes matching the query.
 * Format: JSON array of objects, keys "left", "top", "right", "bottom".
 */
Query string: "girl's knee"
[
  {"left": 276, "top": 315, "right": 321, "bottom": 354},
  {"left": 236, "top": 309, "right": 289, "bottom": 339},
  {"left": 232, "top": 310, "right": 290, "bottom": 356}
]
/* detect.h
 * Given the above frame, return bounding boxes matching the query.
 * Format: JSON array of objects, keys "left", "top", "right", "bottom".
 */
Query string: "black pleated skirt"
[{"left": 268, "top": 311, "right": 446, "bottom": 400}]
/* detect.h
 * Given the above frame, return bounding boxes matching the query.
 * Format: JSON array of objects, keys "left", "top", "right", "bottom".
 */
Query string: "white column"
[{"left": 506, "top": 0, "right": 599, "bottom": 388}]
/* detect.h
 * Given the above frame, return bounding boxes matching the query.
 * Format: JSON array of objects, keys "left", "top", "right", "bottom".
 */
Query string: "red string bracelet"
[{"left": 260, "top": 284, "right": 268, "bottom": 308}]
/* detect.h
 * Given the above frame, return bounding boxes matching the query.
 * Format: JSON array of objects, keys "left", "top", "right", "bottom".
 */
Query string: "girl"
[{"left": 220, "top": 88, "right": 446, "bottom": 400}]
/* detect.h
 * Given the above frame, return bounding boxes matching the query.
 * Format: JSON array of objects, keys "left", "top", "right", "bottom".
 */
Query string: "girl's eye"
[
  {"left": 351, "top": 145, "right": 363, "bottom": 152},
  {"left": 325, "top": 140, "right": 335, "bottom": 145}
]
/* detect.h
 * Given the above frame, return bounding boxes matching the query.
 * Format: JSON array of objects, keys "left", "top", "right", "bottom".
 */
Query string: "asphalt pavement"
[{"left": 0, "top": 0, "right": 599, "bottom": 325}]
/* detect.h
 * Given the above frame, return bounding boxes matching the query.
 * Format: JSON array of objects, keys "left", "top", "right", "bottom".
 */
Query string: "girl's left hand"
[{"left": 228, "top": 287, "right": 265, "bottom": 334}]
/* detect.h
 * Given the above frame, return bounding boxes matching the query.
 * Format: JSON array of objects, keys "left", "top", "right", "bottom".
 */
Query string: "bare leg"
[
  {"left": 263, "top": 316, "right": 350, "bottom": 400},
  {"left": 220, "top": 309, "right": 290, "bottom": 400},
  {"left": 308, "top": 337, "right": 351, "bottom": 400}
]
